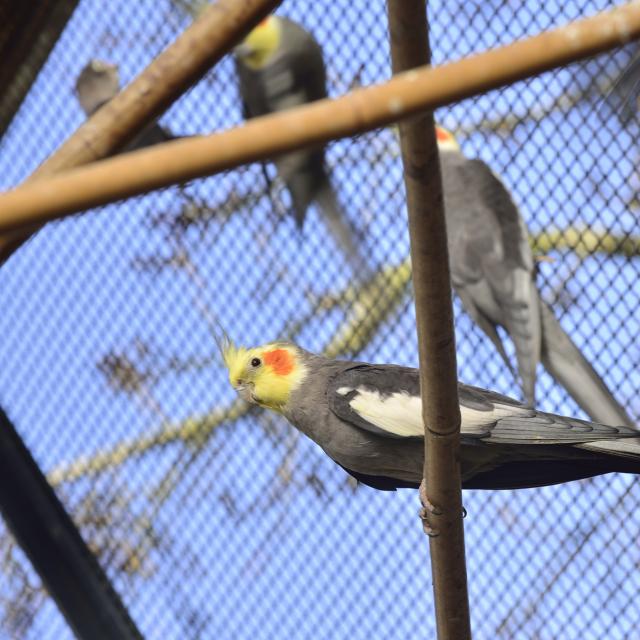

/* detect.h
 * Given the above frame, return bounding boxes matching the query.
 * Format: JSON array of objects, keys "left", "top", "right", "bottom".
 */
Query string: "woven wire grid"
[{"left": 1, "top": 0, "right": 639, "bottom": 638}]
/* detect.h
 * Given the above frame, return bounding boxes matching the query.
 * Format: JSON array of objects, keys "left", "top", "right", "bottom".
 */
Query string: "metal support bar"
[
  {"left": 387, "top": 2, "right": 471, "bottom": 638},
  {"left": 0, "top": 406, "right": 143, "bottom": 640},
  {"left": 0, "top": 1, "right": 80, "bottom": 138}
]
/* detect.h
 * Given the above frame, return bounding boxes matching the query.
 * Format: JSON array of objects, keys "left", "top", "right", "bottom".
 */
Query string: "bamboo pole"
[
  {"left": 1, "top": 3, "right": 640, "bottom": 236},
  {"left": 0, "top": 0, "right": 282, "bottom": 264},
  {"left": 387, "top": 2, "right": 470, "bottom": 639}
]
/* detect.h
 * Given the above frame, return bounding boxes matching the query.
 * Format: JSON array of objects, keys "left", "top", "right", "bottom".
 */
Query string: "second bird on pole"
[{"left": 436, "top": 126, "right": 632, "bottom": 426}]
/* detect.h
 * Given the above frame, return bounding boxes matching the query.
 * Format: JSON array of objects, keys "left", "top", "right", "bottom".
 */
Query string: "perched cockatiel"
[
  {"left": 436, "top": 126, "right": 633, "bottom": 427},
  {"left": 223, "top": 341, "right": 640, "bottom": 490},
  {"left": 234, "top": 16, "right": 368, "bottom": 273},
  {"left": 75, "top": 59, "right": 176, "bottom": 150}
]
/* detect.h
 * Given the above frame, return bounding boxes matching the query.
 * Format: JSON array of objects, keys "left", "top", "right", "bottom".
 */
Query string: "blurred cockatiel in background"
[
  {"left": 234, "top": 16, "right": 369, "bottom": 275},
  {"left": 603, "top": 50, "right": 640, "bottom": 123},
  {"left": 435, "top": 126, "right": 633, "bottom": 427},
  {"left": 75, "top": 59, "right": 176, "bottom": 151},
  {"left": 222, "top": 340, "right": 640, "bottom": 491}
]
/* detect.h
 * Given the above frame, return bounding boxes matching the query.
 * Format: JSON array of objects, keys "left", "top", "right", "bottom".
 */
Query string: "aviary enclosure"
[{"left": 0, "top": 1, "right": 639, "bottom": 638}]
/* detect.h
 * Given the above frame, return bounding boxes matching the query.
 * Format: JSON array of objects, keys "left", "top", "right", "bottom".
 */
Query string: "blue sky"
[{"left": 0, "top": 0, "right": 639, "bottom": 638}]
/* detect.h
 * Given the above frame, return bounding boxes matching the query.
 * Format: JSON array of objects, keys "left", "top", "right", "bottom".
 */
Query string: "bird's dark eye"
[{"left": 251, "top": 357, "right": 261, "bottom": 368}]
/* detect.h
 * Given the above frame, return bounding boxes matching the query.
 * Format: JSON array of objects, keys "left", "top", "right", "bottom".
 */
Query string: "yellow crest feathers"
[
  {"left": 237, "top": 16, "right": 282, "bottom": 69},
  {"left": 221, "top": 340, "right": 249, "bottom": 386}
]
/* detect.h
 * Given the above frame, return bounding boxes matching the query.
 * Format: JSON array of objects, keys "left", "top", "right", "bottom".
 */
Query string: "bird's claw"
[
  {"left": 419, "top": 507, "right": 440, "bottom": 537},
  {"left": 419, "top": 479, "right": 441, "bottom": 537},
  {"left": 418, "top": 480, "right": 467, "bottom": 536}
]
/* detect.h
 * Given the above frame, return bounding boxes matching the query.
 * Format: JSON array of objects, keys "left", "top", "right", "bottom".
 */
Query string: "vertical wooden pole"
[{"left": 387, "top": 1, "right": 471, "bottom": 637}]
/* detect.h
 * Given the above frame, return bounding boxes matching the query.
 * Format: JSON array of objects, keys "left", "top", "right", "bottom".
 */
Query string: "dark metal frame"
[{"left": 0, "top": 406, "right": 143, "bottom": 640}]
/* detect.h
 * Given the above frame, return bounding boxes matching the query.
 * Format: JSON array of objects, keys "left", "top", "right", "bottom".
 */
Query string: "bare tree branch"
[
  {"left": 532, "top": 227, "right": 640, "bottom": 258},
  {"left": 47, "top": 399, "right": 248, "bottom": 485}
]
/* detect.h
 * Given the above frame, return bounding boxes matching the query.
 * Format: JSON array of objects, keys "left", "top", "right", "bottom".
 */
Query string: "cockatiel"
[
  {"left": 0, "top": 60, "right": 179, "bottom": 267},
  {"left": 234, "top": 16, "right": 368, "bottom": 274},
  {"left": 436, "top": 126, "right": 633, "bottom": 427},
  {"left": 75, "top": 59, "right": 176, "bottom": 150},
  {"left": 223, "top": 341, "right": 640, "bottom": 491}
]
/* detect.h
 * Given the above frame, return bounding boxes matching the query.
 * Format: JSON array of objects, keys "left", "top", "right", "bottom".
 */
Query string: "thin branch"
[
  {"left": 2, "top": 4, "right": 640, "bottom": 235},
  {"left": 46, "top": 399, "right": 249, "bottom": 485},
  {"left": 532, "top": 227, "right": 640, "bottom": 258},
  {"left": 457, "top": 86, "right": 588, "bottom": 138},
  {"left": 322, "top": 259, "right": 412, "bottom": 358}
]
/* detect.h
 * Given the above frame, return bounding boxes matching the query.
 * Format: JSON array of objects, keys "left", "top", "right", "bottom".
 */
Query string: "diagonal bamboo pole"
[
  {"left": 0, "top": 0, "right": 282, "bottom": 264},
  {"left": 387, "top": 2, "right": 470, "bottom": 638},
  {"left": 1, "top": 3, "right": 640, "bottom": 236}
]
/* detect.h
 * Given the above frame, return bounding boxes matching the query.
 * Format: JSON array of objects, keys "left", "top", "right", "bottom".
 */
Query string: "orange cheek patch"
[
  {"left": 264, "top": 349, "right": 294, "bottom": 376},
  {"left": 435, "top": 127, "right": 448, "bottom": 142}
]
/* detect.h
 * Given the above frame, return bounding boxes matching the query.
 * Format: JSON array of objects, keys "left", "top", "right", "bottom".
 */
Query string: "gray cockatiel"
[
  {"left": 75, "top": 59, "right": 176, "bottom": 150},
  {"left": 436, "top": 126, "right": 633, "bottom": 427},
  {"left": 223, "top": 341, "right": 640, "bottom": 490},
  {"left": 234, "top": 16, "right": 368, "bottom": 274}
]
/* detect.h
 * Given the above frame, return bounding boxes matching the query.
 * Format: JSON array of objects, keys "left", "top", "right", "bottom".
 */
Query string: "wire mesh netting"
[{"left": 1, "top": 0, "right": 640, "bottom": 638}]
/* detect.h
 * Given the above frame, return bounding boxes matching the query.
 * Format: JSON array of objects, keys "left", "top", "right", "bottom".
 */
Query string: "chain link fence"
[{"left": 1, "top": 0, "right": 639, "bottom": 638}]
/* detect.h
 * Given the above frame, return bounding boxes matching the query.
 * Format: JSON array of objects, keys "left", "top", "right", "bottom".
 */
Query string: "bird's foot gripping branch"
[{"left": 419, "top": 479, "right": 443, "bottom": 537}]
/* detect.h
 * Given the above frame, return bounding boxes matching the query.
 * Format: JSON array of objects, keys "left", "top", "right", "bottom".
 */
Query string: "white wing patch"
[
  {"left": 336, "top": 387, "right": 353, "bottom": 396},
  {"left": 348, "top": 387, "right": 530, "bottom": 438},
  {"left": 349, "top": 389, "right": 423, "bottom": 437}
]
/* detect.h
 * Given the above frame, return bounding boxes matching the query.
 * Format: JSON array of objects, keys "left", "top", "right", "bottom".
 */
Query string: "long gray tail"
[
  {"left": 315, "top": 179, "right": 371, "bottom": 278},
  {"left": 540, "top": 301, "right": 634, "bottom": 427}
]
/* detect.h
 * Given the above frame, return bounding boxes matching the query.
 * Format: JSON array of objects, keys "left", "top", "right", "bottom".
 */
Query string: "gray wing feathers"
[
  {"left": 441, "top": 152, "right": 542, "bottom": 404},
  {"left": 484, "top": 415, "right": 627, "bottom": 444},
  {"left": 580, "top": 437, "right": 640, "bottom": 459},
  {"left": 539, "top": 301, "right": 634, "bottom": 427},
  {"left": 328, "top": 365, "right": 639, "bottom": 446},
  {"left": 604, "top": 53, "right": 640, "bottom": 123},
  {"left": 456, "top": 287, "right": 516, "bottom": 377},
  {"left": 273, "top": 150, "right": 326, "bottom": 226},
  {"left": 505, "top": 271, "right": 541, "bottom": 404},
  {"left": 457, "top": 383, "right": 634, "bottom": 444}
]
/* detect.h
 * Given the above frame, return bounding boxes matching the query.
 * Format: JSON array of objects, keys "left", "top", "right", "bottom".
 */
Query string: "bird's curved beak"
[
  {"left": 233, "top": 382, "right": 255, "bottom": 403},
  {"left": 232, "top": 43, "right": 253, "bottom": 60}
]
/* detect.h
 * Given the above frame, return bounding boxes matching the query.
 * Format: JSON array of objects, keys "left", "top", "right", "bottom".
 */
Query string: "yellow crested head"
[
  {"left": 222, "top": 341, "right": 306, "bottom": 412},
  {"left": 435, "top": 125, "right": 460, "bottom": 152},
  {"left": 235, "top": 16, "right": 282, "bottom": 70}
]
